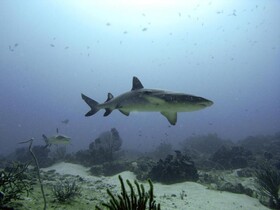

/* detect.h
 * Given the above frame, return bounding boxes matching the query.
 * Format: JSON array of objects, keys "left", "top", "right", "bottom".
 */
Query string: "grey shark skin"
[
  {"left": 42, "top": 134, "right": 71, "bottom": 147},
  {"left": 81, "top": 77, "right": 213, "bottom": 125}
]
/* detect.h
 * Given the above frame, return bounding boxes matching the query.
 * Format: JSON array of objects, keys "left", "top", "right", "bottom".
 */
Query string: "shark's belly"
[{"left": 120, "top": 102, "right": 202, "bottom": 113}]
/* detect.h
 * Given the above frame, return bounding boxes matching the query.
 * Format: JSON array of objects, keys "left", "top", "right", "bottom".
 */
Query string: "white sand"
[
  {"left": 43, "top": 162, "right": 269, "bottom": 210},
  {"left": 42, "top": 162, "right": 90, "bottom": 177}
]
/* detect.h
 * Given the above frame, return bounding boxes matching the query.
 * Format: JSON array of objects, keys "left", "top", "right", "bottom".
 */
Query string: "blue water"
[{"left": 0, "top": 0, "right": 279, "bottom": 154}]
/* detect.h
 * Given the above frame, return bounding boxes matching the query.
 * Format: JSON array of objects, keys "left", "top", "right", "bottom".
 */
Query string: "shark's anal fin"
[
  {"left": 104, "top": 109, "right": 113, "bottom": 116},
  {"left": 119, "top": 109, "right": 130, "bottom": 116},
  {"left": 160, "top": 111, "right": 177, "bottom": 125},
  {"left": 131, "top": 77, "right": 144, "bottom": 90}
]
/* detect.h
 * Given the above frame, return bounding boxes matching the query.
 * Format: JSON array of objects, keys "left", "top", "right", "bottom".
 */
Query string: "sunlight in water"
[
  {"left": 61, "top": 0, "right": 215, "bottom": 27},
  {"left": 56, "top": 0, "right": 228, "bottom": 30}
]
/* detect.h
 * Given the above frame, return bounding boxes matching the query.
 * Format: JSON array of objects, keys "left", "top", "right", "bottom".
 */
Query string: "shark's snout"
[{"left": 198, "top": 99, "right": 213, "bottom": 107}]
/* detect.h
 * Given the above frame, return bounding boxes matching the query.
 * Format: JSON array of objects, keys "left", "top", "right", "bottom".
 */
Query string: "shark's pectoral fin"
[
  {"left": 160, "top": 111, "right": 177, "bottom": 125},
  {"left": 104, "top": 108, "right": 113, "bottom": 116},
  {"left": 119, "top": 109, "right": 130, "bottom": 116}
]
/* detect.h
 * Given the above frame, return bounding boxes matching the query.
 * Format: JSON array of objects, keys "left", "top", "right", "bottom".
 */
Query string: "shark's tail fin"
[{"left": 81, "top": 93, "right": 100, "bottom": 116}]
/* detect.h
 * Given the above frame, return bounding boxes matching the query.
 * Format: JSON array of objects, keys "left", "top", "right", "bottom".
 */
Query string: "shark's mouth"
[{"left": 198, "top": 101, "right": 213, "bottom": 107}]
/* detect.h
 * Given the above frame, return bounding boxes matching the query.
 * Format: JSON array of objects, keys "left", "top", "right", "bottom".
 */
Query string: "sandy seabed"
[{"left": 40, "top": 162, "right": 269, "bottom": 210}]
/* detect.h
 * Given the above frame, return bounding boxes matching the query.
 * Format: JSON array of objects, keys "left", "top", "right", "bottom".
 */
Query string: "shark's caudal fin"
[{"left": 81, "top": 94, "right": 100, "bottom": 116}]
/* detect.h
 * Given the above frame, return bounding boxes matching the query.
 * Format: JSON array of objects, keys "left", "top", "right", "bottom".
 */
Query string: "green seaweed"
[{"left": 96, "top": 175, "right": 160, "bottom": 210}]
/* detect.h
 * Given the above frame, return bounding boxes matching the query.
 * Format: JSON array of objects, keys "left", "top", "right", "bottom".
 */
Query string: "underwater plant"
[
  {"left": 255, "top": 163, "right": 280, "bottom": 209},
  {"left": 96, "top": 175, "right": 160, "bottom": 210},
  {"left": 0, "top": 162, "right": 33, "bottom": 207},
  {"left": 20, "top": 138, "right": 47, "bottom": 210},
  {"left": 52, "top": 179, "right": 81, "bottom": 203}
]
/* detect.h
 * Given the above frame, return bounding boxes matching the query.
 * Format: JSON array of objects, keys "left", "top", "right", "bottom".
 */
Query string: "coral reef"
[
  {"left": 0, "top": 162, "right": 33, "bottom": 208},
  {"left": 50, "top": 146, "right": 67, "bottom": 162},
  {"left": 15, "top": 145, "right": 53, "bottom": 168},
  {"left": 131, "top": 157, "right": 156, "bottom": 181},
  {"left": 179, "top": 133, "right": 234, "bottom": 170},
  {"left": 148, "top": 150, "right": 198, "bottom": 184},
  {"left": 239, "top": 132, "right": 280, "bottom": 169},
  {"left": 210, "top": 146, "right": 254, "bottom": 170},
  {"left": 90, "top": 160, "right": 130, "bottom": 176},
  {"left": 96, "top": 175, "right": 160, "bottom": 210},
  {"left": 199, "top": 170, "right": 254, "bottom": 197},
  {"left": 181, "top": 133, "right": 233, "bottom": 156},
  {"left": 52, "top": 179, "right": 81, "bottom": 203},
  {"left": 239, "top": 133, "right": 280, "bottom": 155},
  {"left": 75, "top": 128, "right": 123, "bottom": 166},
  {"left": 152, "top": 142, "right": 173, "bottom": 160}
]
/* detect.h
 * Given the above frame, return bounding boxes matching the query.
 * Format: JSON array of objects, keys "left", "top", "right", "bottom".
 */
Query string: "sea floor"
[{"left": 9, "top": 162, "right": 269, "bottom": 210}]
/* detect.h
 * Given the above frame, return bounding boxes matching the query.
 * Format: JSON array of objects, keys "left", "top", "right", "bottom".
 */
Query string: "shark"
[
  {"left": 42, "top": 128, "right": 71, "bottom": 147},
  {"left": 81, "top": 76, "right": 213, "bottom": 125}
]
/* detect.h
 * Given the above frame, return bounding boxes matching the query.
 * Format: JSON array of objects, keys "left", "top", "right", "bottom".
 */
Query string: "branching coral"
[
  {"left": 0, "top": 162, "right": 33, "bottom": 207},
  {"left": 255, "top": 163, "right": 280, "bottom": 209},
  {"left": 96, "top": 175, "right": 160, "bottom": 210},
  {"left": 52, "top": 179, "right": 81, "bottom": 203}
]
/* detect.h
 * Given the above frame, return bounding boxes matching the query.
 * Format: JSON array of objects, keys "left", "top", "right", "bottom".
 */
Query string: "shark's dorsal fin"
[
  {"left": 132, "top": 77, "right": 144, "bottom": 91},
  {"left": 160, "top": 111, "right": 177, "bottom": 125},
  {"left": 105, "top": 93, "right": 114, "bottom": 102}
]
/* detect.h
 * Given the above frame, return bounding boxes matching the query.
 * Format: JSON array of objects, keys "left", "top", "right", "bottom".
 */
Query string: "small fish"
[
  {"left": 50, "top": 44, "right": 55, "bottom": 47},
  {"left": 142, "top": 28, "right": 147, "bottom": 31},
  {"left": 8, "top": 45, "right": 14, "bottom": 52},
  {"left": 14, "top": 43, "right": 19, "bottom": 47},
  {"left": 42, "top": 133, "right": 71, "bottom": 147},
  {"left": 61, "top": 119, "right": 69, "bottom": 124}
]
